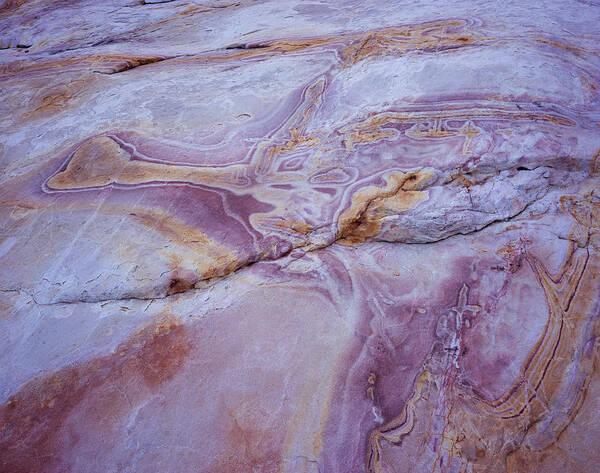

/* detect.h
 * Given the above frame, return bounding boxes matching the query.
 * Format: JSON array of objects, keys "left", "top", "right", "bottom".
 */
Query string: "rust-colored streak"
[
  {"left": 166, "top": 276, "right": 196, "bottom": 296},
  {"left": 21, "top": 78, "right": 93, "bottom": 121},
  {"left": 0, "top": 316, "right": 191, "bottom": 473},
  {"left": 134, "top": 320, "right": 191, "bottom": 388},
  {"left": 338, "top": 20, "right": 481, "bottom": 65},
  {"left": 0, "top": 54, "right": 171, "bottom": 81},
  {"left": 274, "top": 218, "right": 313, "bottom": 235},
  {"left": 343, "top": 128, "right": 398, "bottom": 151},
  {"left": 338, "top": 170, "right": 433, "bottom": 244},
  {"left": 0, "top": 0, "right": 27, "bottom": 15},
  {"left": 126, "top": 209, "right": 239, "bottom": 281},
  {"left": 259, "top": 76, "right": 326, "bottom": 172},
  {"left": 536, "top": 36, "right": 594, "bottom": 55}
]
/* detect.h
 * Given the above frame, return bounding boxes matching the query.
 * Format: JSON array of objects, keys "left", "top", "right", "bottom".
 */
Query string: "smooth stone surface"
[{"left": 1, "top": 1, "right": 599, "bottom": 472}]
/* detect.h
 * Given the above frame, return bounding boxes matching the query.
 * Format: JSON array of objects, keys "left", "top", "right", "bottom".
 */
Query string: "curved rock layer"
[{"left": 1, "top": 1, "right": 600, "bottom": 472}]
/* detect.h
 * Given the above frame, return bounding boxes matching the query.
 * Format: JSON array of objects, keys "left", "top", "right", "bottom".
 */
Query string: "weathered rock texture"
[{"left": 1, "top": 1, "right": 600, "bottom": 472}]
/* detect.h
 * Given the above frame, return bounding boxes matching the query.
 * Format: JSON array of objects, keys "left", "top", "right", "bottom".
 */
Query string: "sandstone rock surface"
[{"left": 1, "top": 1, "right": 600, "bottom": 472}]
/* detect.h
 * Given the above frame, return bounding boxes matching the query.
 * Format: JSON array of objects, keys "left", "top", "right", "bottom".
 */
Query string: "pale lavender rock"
[{"left": 1, "top": 1, "right": 600, "bottom": 472}]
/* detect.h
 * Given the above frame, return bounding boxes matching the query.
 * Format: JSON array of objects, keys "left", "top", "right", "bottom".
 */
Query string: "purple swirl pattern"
[{"left": 1, "top": 2, "right": 600, "bottom": 472}]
